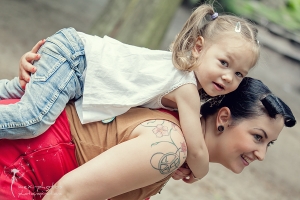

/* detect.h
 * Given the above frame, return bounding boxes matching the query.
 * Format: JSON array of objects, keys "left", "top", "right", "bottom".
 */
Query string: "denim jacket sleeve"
[{"left": 0, "top": 77, "right": 25, "bottom": 99}]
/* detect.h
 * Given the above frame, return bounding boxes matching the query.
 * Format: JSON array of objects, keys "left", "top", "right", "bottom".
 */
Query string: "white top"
[{"left": 76, "top": 32, "right": 197, "bottom": 124}]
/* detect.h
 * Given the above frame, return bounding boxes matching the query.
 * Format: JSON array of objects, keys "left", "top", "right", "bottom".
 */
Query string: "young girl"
[{"left": 0, "top": 4, "right": 259, "bottom": 180}]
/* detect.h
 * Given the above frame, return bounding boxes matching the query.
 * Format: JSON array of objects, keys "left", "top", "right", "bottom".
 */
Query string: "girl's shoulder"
[{"left": 171, "top": 83, "right": 198, "bottom": 97}]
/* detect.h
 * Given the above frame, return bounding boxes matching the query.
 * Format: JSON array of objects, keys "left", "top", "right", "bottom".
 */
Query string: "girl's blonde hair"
[{"left": 170, "top": 4, "right": 260, "bottom": 71}]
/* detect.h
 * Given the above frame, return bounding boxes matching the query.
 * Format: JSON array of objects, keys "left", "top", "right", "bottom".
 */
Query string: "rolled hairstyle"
[
  {"left": 201, "top": 77, "right": 296, "bottom": 127},
  {"left": 170, "top": 3, "right": 260, "bottom": 71}
]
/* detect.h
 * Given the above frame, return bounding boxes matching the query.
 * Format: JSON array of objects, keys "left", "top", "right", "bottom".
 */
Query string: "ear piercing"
[{"left": 218, "top": 125, "right": 224, "bottom": 132}]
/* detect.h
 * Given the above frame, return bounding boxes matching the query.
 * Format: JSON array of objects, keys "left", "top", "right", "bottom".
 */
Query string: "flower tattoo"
[{"left": 152, "top": 124, "right": 169, "bottom": 137}]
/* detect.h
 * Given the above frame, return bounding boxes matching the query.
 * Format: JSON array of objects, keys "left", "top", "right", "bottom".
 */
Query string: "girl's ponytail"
[{"left": 170, "top": 4, "right": 215, "bottom": 71}]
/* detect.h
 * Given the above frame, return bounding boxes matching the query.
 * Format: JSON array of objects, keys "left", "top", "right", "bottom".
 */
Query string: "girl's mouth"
[{"left": 213, "top": 82, "right": 224, "bottom": 91}]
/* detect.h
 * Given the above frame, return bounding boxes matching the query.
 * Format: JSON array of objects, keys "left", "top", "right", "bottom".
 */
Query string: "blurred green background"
[{"left": 184, "top": 0, "right": 300, "bottom": 42}]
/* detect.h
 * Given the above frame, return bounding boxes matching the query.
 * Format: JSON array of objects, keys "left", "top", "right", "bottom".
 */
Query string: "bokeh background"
[{"left": 0, "top": 0, "right": 299, "bottom": 199}]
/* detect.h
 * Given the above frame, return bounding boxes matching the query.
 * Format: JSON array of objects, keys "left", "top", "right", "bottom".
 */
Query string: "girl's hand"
[
  {"left": 19, "top": 39, "right": 45, "bottom": 89},
  {"left": 172, "top": 163, "right": 201, "bottom": 183},
  {"left": 182, "top": 172, "right": 201, "bottom": 184},
  {"left": 172, "top": 166, "right": 191, "bottom": 180}
]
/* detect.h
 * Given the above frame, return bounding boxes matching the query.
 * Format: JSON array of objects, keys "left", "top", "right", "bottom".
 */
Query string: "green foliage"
[
  {"left": 221, "top": 0, "right": 300, "bottom": 32},
  {"left": 286, "top": 0, "right": 300, "bottom": 11}
]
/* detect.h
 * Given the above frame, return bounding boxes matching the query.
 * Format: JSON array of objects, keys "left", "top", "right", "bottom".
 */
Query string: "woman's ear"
[
  {"left": 192, "top": 36, "right": 204, "bottom": 59},
  {"left": 216, "top": 107, "right": 231, "bottom": 131}
]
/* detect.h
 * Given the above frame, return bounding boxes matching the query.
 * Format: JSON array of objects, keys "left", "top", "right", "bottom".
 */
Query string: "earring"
[{"left": 218, "top": 125, "right": 224, "bottom": 133}]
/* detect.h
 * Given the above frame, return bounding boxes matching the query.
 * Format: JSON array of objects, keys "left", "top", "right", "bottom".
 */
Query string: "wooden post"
[{"left": 90, "top": 0, "right": 183, "bottom": 49}]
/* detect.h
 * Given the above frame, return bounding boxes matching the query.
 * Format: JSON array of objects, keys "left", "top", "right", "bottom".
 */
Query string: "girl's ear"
[
  {"left": 216, "top": 107, "right": 231, "bottom": 130},
  {"left": 192, "top": 36, "right": 204, "bottom": 59}
]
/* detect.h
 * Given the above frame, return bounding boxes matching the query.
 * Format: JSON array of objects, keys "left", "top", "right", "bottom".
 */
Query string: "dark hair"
[{"left": 200, "top": 77, "right": 296, "bottom": 127}]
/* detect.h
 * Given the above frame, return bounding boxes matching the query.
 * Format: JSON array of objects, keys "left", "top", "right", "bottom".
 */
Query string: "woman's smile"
[{"left": 241, "top": 154, "right": 254, "bottom": 166}]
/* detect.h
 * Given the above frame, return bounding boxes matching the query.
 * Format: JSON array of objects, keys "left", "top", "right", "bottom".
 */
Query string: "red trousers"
[
  {"left": 0, "top": 100, "right": 77, "bottom": 200},
  {"left": 0, "top": 100, "right": 151, "bottom": 200}
]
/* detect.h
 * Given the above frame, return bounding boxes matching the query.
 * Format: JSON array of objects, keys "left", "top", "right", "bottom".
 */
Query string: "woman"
[{"left": 0, "top": 76, "right": 296, "bottom": 200}]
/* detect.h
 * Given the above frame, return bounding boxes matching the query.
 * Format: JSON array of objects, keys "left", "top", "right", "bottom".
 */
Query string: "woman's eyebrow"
[{"left": 254, "top": 128, "right": 268, "bottom": 139}]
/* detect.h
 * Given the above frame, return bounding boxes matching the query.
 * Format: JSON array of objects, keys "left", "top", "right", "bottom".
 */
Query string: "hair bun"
[
  {"left": 260, "top": 94, "right": 278, "bottom": 118},
  {"left": 261, "top": 94, "right": 296, "bottom": 127},
  {"left": 285, "top": 118, "right": 296, "bottom": 127},
  {"left": 277, "top": 98, "right": 297, "bottom": 127}
]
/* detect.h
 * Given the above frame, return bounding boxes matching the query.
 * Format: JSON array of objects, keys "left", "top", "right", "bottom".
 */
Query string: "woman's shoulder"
[
  {"left": 124, "top": 108, "right": 181, "bottom": 126},
  {"left": 120, "top": 107, "right": 180, "bottom": 133}
]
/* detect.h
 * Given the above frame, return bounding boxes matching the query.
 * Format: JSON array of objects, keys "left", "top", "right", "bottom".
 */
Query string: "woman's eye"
[
  {"left": 254, "top": 134, "right": 262, "bottom": 141},
  {"left": 267, "top": 141, "right": 275, "bottom": 147},
  {"left": 220, "top": 60, "right": 228, "bottom": 67},
  {"left": 235, "top": 72, "right": 243, "bottom": 78}
]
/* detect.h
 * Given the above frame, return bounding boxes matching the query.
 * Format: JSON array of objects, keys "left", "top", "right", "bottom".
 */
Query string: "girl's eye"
[
  {"left": 254, "top": 134, "right": 262, "bottom": 142},
  {"left": 235, "top": 72, "right": 243, "bottom": 78},
  {"left": 267, "top": 141, "right": 275, "bottom": 147},
  {"left": 220, "top": 60, "right": 228, "bottom": 67}
]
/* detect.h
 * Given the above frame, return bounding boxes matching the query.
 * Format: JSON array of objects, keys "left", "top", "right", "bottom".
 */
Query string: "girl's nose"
[
  {"left": 254, "top": 146, "right": 266, "bottom": 161},
  {"left": 221, "top": 73, "right": 233, "bottom": 83}
]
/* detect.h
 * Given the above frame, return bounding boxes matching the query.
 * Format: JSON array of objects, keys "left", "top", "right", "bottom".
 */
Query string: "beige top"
[{"left": 65, "top": 104, "right": 181, "bottom": 200}]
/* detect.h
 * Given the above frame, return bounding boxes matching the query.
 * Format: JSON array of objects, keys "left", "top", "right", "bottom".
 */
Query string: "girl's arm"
[
  {"left": 43, "top": 120, "right": 186, "bottom": 200},
  {"left": 174, "top": 84, "right": 209, "bottom": 182},
  {"left": 0, "top": 77, "right": 25, "bottom": 99}
]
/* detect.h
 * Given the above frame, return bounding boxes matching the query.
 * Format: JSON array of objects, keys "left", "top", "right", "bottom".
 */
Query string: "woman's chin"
[
  {"left": 220, "top": 161, "right": 244, "bottom": 174},
  {"left": 231, "top": 168, "right": 243, "bottom": 174},
  {"left": 225, "top": 164, "right": 244, "bottom": 174}
]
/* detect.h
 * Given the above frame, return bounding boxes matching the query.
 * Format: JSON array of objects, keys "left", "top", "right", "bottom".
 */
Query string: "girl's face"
[
  {"left": 212, "top": 113, "right": 284, "bottom": 174},
  {"left": 193, "top": 36, "right": 255, "bottom": 97}
]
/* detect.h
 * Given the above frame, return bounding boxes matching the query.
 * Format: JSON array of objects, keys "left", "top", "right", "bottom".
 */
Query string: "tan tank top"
[{"left": 65, "top": 103, "right": 181, "bottom": 200}]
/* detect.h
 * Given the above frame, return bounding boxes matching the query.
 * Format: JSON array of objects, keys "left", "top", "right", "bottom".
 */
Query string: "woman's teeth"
[{"left": 241, "top": 155, "right": 252, "bottom": 164}]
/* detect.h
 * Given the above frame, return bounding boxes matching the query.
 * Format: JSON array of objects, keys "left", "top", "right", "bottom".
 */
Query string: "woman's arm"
[{"left": 43, "top": 120, "right": 186, "bottom": 200}]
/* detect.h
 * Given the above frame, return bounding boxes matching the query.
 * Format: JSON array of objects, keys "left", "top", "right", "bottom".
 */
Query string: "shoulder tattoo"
[{"left": 141, "top": 120, "right": 187, "bottom": 175}]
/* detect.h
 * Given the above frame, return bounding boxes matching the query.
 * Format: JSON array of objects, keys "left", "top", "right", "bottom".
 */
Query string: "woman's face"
[{"left": 214, "top": 113, "right": 284, "bottom": 174}]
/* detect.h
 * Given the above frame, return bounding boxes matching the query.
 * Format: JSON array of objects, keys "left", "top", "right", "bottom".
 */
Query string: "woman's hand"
[
  {"left": 172, "top": 163, "right": 200, "bottom": 183},
  {"left": 19, "top": 39, "right": 45, "bottom": 89}
]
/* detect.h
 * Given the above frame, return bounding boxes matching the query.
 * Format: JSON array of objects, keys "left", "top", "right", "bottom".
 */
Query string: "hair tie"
[
  {"left": 235, "top": 22, "right": 241, "bottom": 32},
  {"left": 211, "top": 12, "right": 218, "bottom": 20}
]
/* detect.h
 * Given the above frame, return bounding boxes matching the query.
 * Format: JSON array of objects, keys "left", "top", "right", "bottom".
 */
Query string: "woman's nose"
[{"left": 254, "top": 146, "right": 267, "bottom": 161}]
